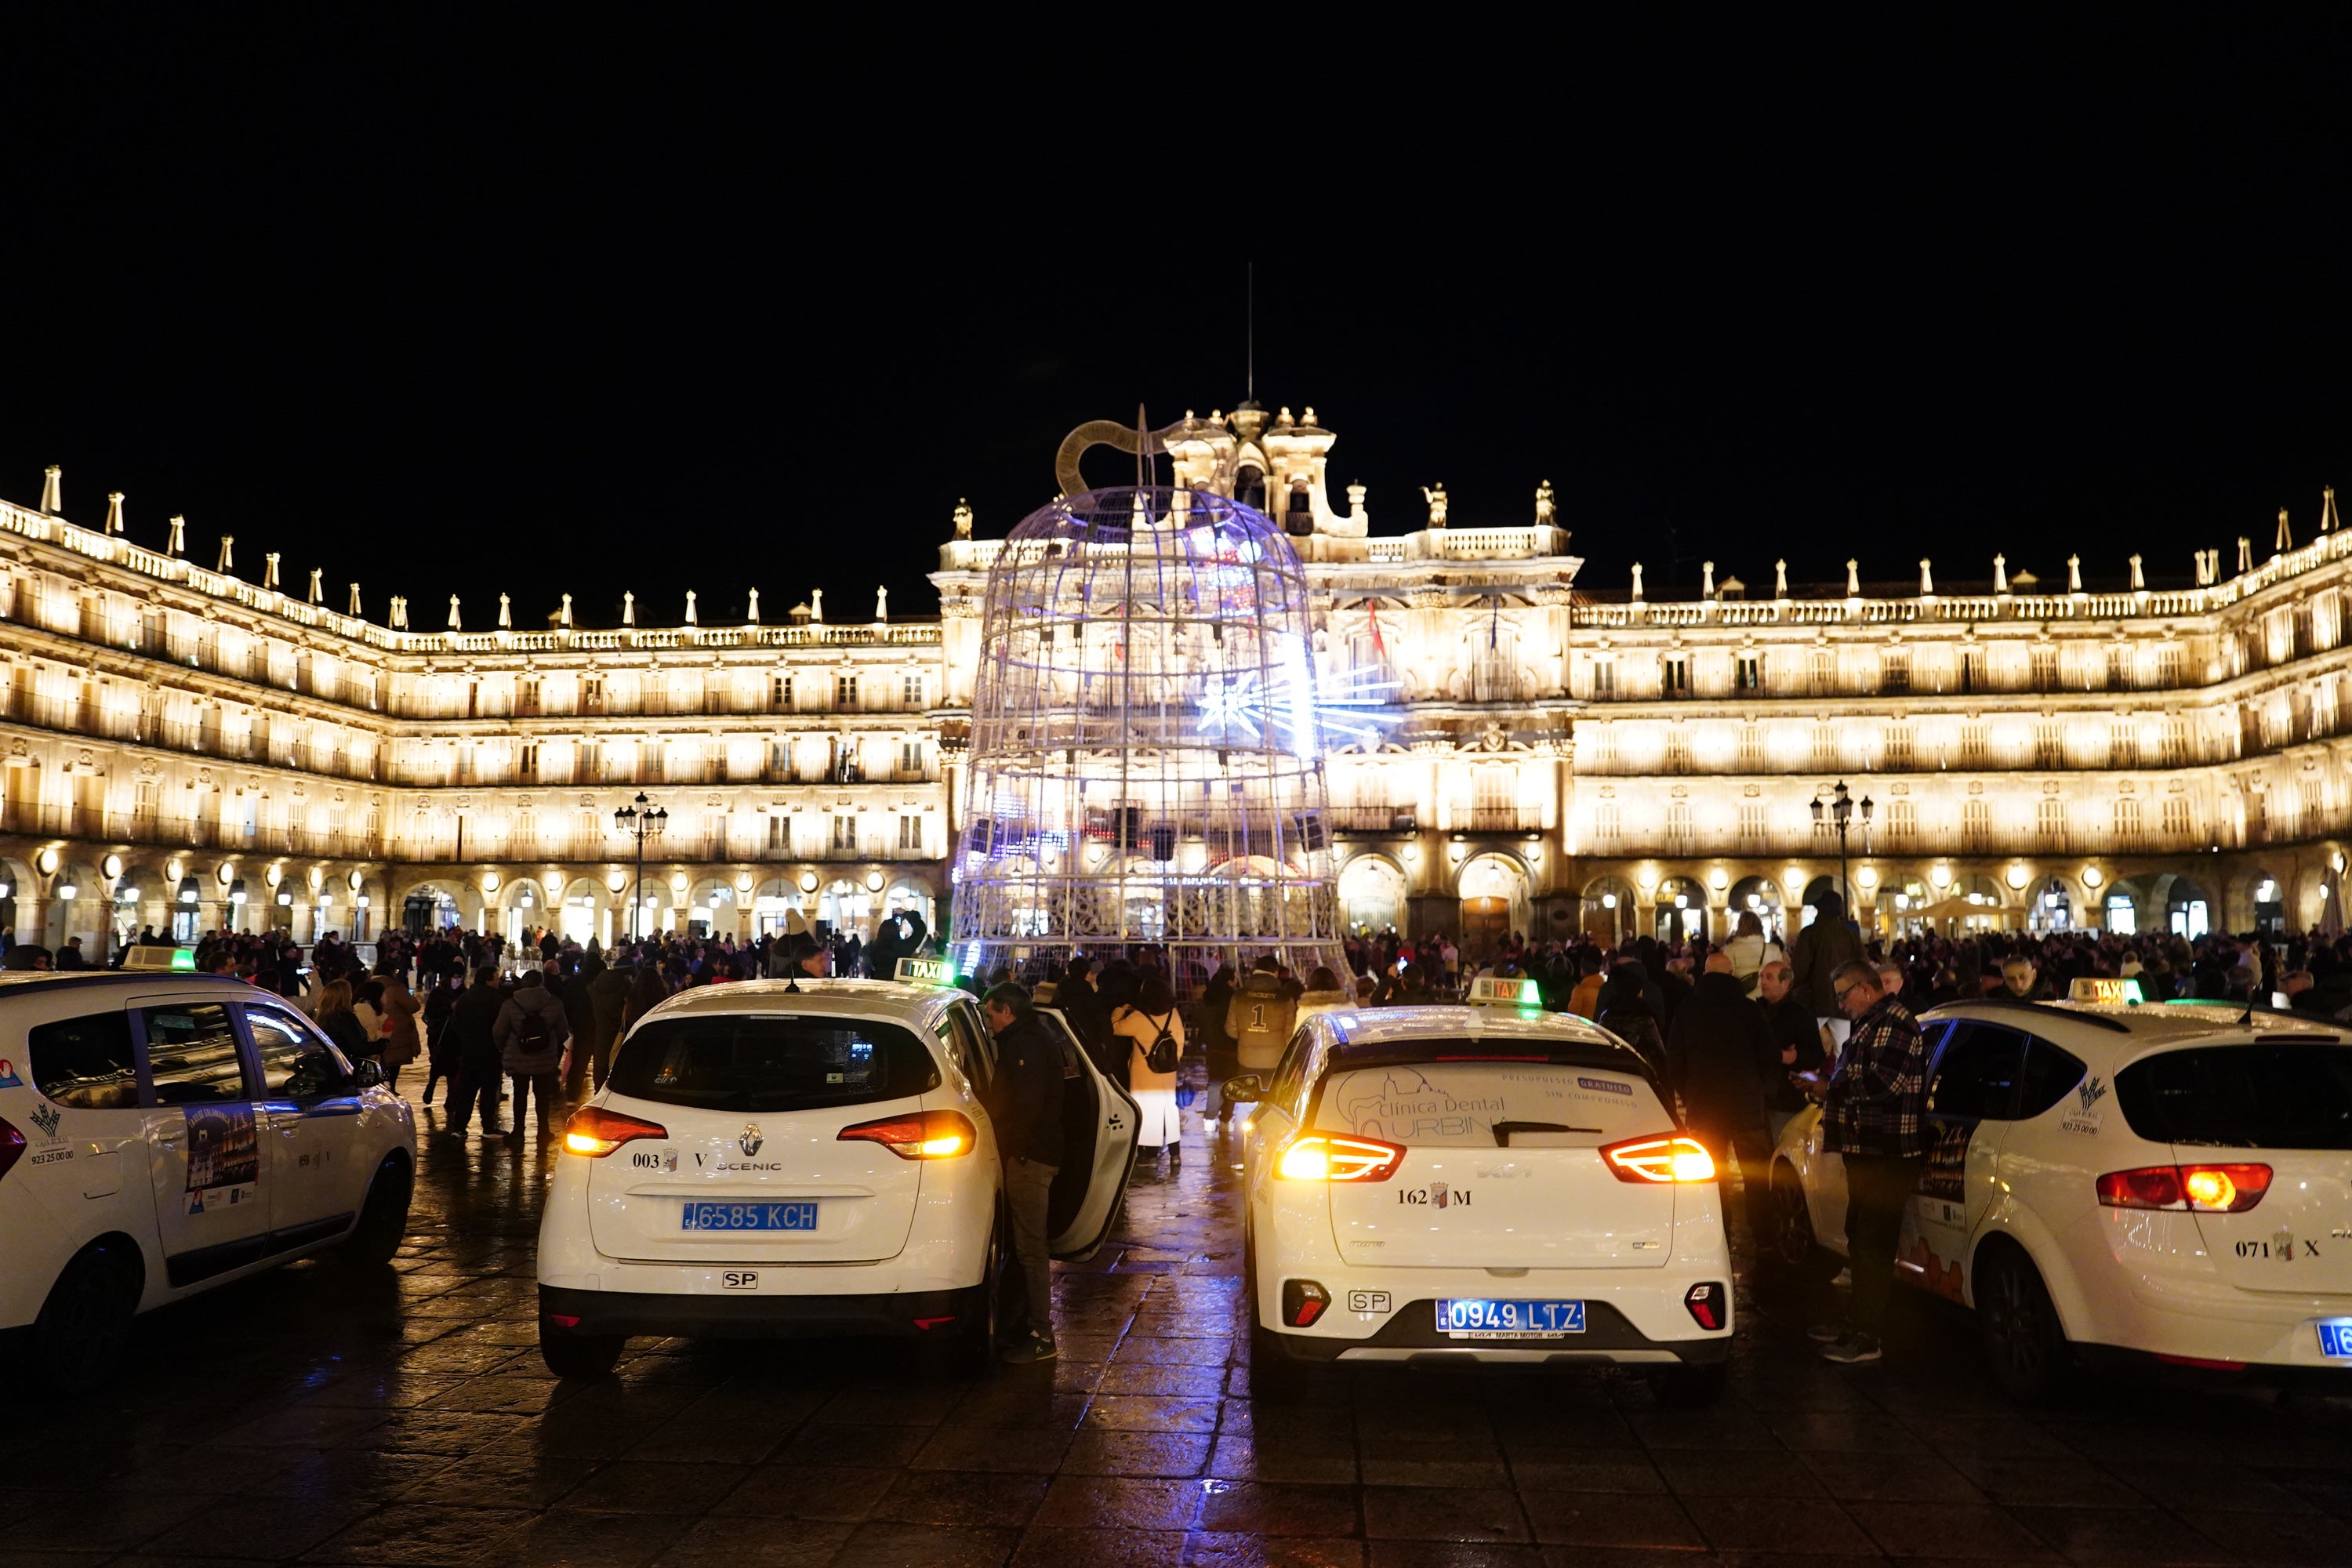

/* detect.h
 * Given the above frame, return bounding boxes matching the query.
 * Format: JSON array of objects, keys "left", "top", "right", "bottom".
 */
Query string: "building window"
[
  {"left": 2161, "top": 719, "right": 2188, "bottom": 766},
  {"left": 2111, "top": 721, "right": 2138, "bottom": 768},
  {"left": 830, "top": 814, "right": 857, "bottom": 852},
  {"left": 1590, "top": 658, "right": 1615, "bottom": 699},
  {"left": 772, "top": 675, "right": 792, "bottom": 710},
  {"left": 1737, "top": 801, "right": 1766, "bottom": 850},
  {"left": 2034, "top": 721, "right": 2063, "bottom": 768},
  {"left": 2114, "top": 796, "right": 2144, "bottom": 848},
  {"left": 1664, "top": 726, "right": 1693, "bottom": 773},
  {"left": 2107, "top": 645, "right": 2132, "bottom": 689},
  {"left": 2158, "top": 644, "right": 2183, "bottom": 688},
  {"left": 518, "top": 742, "right": 539, "bottom": 782},
  {"left": 1809, "top": 648, "right": 1835, "bottom": 695},
  {"left": 641, "top": 740, "right": 663, "bottom": 782},
  {"left": 1661, "top": 655, "right": 1690, "bottom": 699},
  {"left": 837, "top": 673, "right": 859, "bottom": 710},
  {"left": 1593, "top": 803, "right": 1621, "bottom": 851},
  {"left": 768, "top": 814, "right": 787, "bottom": 851},
  {"left": 519, "top": 678, "right": 541, "bottom": 716},
  {"left": 898, "top": 814, "right": 924, "bottom": 851},
  {"left": 1810, "top": 725, "right": 1837, "bottom": 771},
  {"left": 1474, "top": 629, "right": 1518, "bottom": 702},
  {"left": 902, "top": 673, "right": 924, "bottom": 708},
  {"left": 1959, "top": 724, "right": 1988, "bottom": 767},
  {"left": 2037, "top": 797, "right": 2064, "bottom": 847},
  {"left": 2031, "top": 645, "right": 2057, "bottom": 689},
  {"left": 898, "top": 740, "right": 924, "bottom": 778},
  {"left": 2161, "top": 795, "right": 2192, "bottom": 841},
  {"left": 582, "top": 677, "right": 604, "bottom": 713},
  {"left": 1888, "top": 798, "right": 1917, "bottom": 846},
  {"left": 1735, "top": 652, "right": 1762, "bottom": 692},
  {"left": 1882, "top": 652, "right": 1911, "bottom": 694},
  {"left": 1963, "top": 799, "right": 1991, "bottom": 850},
  {"left": 1737, "top": 724, "right": 1762, "bottom": 771},
  {"left": 1883, "top": 727, "right": 1914, "bottom": 770},
  {"left": 1665, "top": 800, "right": 1694, "bottom": 853}
]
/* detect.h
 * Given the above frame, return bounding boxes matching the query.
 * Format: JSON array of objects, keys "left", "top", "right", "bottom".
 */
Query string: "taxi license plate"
[
  {"left": 682, "top": 1201, "right": 818, "bottom": 1232},
  {"left": 2317, "top": 1321, "right": 2352, "bottom": 1359},
  {"left": 1435, "top": 1298, "right": 1584, "bottom": 1338}
]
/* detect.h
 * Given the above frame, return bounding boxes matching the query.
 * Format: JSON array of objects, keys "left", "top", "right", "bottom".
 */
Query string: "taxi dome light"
[
  {"left": 2069, "top": 976, "right": 2146, "bottom": 1006},
  {"left": 1601, "top": 1134, "right": 1719, "bottom": 1184},
  {"left": 1275, "top": 1131, "right": 1403, "bottom": 1183},
  {"left": 561, "top": 1105, "right": 668, "bottom": 1158},
  {"left": 2096, "top": 1162, "right": 2271, "bottom": 1214}
]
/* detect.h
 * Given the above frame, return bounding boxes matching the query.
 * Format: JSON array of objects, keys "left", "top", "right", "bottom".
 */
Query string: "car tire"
[
  {"left": 34, "top": 1237, "right": 141, "bottom": 1390},
  {"left": 1766, "top": 1163, "right": 1840, "bottom": 1283},
  {"left": 540, "top": 1321, "right": 626, "bottom": 1379},
  {"left": 345, "top": 1153, "right": 413, "bottom": 1267},
  {"left": 949, "top": 1222, "right": 1004, "bottom": 1376},
  {"left": 1646, "top": 1361, "right": 1727, "bottom": 1407},
  {"left": 1976, "top": 1243, "right": 2071, "bottom": 1405}
]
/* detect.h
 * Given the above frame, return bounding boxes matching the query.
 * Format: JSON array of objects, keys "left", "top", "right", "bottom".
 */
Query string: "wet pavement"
[{"left": 13, "top": 1101, "right": 2352, "bottom": 1568}]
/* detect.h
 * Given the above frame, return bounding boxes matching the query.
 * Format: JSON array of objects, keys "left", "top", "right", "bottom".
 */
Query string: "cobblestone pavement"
[{"left": 11, "top": 1101, "right": 2352, "bottom": 1568}]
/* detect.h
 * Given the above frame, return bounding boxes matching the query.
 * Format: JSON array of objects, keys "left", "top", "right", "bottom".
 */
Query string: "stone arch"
[
  {"left": 1581, "top": 873, "right": 1637, "bottom": 947},
  {"left": 1338, "top": 853, "right": 1408, "bottom": 935},
  {"left": 1456, "top": 851, "right": 1531, "bottom": 957},
  {"left": 1653, "top": 874, "right": 1708, "bottom": 943}
]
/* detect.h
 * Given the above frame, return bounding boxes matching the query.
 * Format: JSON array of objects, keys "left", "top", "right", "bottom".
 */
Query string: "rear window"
[
  {"left": 2117, "top": 1045, "right": 2352, "bottom": 1150},
  {"left": 609, "top": 1014, "right": 940, "bottom": 1114},
  {"left": 1312, "top": 1061, "right": 1667, "bottom": 1147},
  {"left": 28, "top": 1011, "right": 140, "bottom": 1109}
]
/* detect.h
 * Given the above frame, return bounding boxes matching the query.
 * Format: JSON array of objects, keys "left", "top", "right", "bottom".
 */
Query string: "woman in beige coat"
[{"left": 1110, "top": 971, "right": 1185, "bottom": 1171}]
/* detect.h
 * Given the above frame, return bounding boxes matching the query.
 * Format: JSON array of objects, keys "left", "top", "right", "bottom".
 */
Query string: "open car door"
[{"left": 1035, "top": 1006, "right": 1142, "bottom": 1261}]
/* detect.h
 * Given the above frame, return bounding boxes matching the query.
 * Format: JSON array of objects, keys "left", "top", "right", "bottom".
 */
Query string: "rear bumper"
[
  {"left": 1263, "top": 1298, "right": 1731, "bottom": 1368},
  {"left": 538, "top": 1281, "right": 985, "bottom": 1341}
]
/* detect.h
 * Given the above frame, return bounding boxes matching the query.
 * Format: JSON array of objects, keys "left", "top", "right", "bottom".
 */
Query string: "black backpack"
[
  {"left": 514, "top": 1000, "right": 551, "bottom": 1052},
  {"left": 1143, "top": 1012, "right": 1178, "bottom": 1076}
]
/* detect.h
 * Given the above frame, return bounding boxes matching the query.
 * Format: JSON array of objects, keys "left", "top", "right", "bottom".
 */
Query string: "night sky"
[{"left": 5, "top": 16, "right": 2350, "bottom": 626}]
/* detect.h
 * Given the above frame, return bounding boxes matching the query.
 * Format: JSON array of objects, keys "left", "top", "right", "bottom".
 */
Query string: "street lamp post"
[
  {"left": 1809, "top": 780, "right": 1873, "bottom": 920},
  {"left": 611, "top": 793, "right": 668, "bottom": 943}
]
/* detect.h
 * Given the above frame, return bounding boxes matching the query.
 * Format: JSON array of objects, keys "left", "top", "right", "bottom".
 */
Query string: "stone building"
[{"left": 2, "top": 405, "right": 2345, "bottom": 959}]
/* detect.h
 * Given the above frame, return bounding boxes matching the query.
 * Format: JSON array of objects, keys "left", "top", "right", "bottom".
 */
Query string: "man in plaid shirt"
[{"left": 1810, "top": 960, "right": 1928, "bottom": 1363}]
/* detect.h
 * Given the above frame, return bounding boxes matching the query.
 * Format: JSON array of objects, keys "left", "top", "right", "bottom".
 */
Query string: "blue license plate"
[
  {"left": 682, "top": 1201, "right": 818, "bottom": 1232},
  {"left": 1435, "top": 1298, "right": 1585, "bottom": 1336},
  {"left": 2318, "top": 1321, "right": 2352, "bottom": 1359}
]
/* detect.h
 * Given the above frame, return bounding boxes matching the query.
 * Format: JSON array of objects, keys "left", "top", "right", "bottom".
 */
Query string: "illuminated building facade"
[{"left": 2, "top": 403, "right": 2347, "bottom": 958}]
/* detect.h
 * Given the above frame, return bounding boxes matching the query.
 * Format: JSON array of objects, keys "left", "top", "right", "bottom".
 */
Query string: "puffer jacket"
[
  {"left": 494, "top": 976, "right": 572, "bottom": 1076},
  {"left": 1292, "top": 987, "right": 1351, "bottom": 1027}
]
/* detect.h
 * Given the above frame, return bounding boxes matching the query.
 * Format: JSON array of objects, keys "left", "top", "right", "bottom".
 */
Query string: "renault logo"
[{"left": 739, "top": 1125, "right": 764, "bottom": 1158}]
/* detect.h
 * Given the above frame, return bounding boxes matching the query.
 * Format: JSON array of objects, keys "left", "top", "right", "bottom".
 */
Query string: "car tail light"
[
  {"left": 2096, "top": 1163, "right": 2272, "bottom": 1214},
  {"left": 0, "top": 1116, "right": 22, "bottom": 1183},
  {"left": 838, "top": 1109, "right": 977, "bottom": 1160},
  {"left": 1684, "top": 1281, "right": 1726, "bottom": 1330},
  {"left": 561, "top": 1106, "right": 668, "bottom": 1157},
  {"left": 1280, "top": 1279, "right": 1330, "bottom": 1327},
  {"left": 546, "top": 1312, "right": 583, "bottom": 1329},
  {"left": 1273, "top": 1132, "right": 1404, "bottom": 1182},
  {"left": 1601, "top": 1134, "right": 1718, "bottom": 1184}
]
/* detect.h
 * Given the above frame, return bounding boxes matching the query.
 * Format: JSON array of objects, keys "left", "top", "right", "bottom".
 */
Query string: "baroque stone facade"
[{"left": 2, "top": 405, "right": 2345, "bottom": 957}]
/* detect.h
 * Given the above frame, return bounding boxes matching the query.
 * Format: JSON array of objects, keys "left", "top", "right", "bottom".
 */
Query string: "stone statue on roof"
[
  {"left": 1534, "top": 480, "right": 1555, "bottom": 527},
  {"left": 1421, "top": 483, "right": 1449, "bottom": 528}
]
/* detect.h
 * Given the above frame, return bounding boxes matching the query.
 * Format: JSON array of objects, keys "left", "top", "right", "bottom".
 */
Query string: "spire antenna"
[{"left": 1246, "top": 260, "right": 1255, "bottom": 405}]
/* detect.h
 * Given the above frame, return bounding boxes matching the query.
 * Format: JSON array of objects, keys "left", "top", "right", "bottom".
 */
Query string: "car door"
[
  {"left": 1035, "top": 1005, "right": 1142, "bottom": 1261},
  {"left": 1907, "top": 1021, "right": 2024, "bottom": 1301},
  {"left": 139, "top": 998, "right": 272, "bottom": 1288},
  {"left": 241, "top": 1000, "right": 367, "bottom": 1250}
]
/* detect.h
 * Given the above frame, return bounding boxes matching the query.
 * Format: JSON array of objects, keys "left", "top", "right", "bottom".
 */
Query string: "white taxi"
[
  {"left": 535, "top": 967, "right": 1140, "bottom": 1377},
  {"left": 1228, "top": 978, "right": 1735, "bottom": 1403},
  {"left": 0, "top": 972, "right": 416, "bottom": 1385},
  {"left": 1767, "top": 980, "right": 2352, "bottom": 1400}
]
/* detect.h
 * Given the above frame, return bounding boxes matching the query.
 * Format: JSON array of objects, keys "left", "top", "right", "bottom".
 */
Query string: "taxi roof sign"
[
  {"left": 2068, "top": 975, "right": 2145, "bottom": 1006},
  {"left": 894, "top": 956, "right": 957, "bottom": 988},
  {"left": 1466, "top": 975, "right": 1541, "bottom": 1009}
]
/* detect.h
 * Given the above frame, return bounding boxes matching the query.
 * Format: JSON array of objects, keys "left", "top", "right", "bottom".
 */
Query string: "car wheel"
[
  {"left": 950, "top": 1222, "right": 1003, "bottom": 1376},
  {"left": 1646, "top": 1361, "right": 1727, "bottom": 1407},
  {"left": 34, "top": 1238, "right": 141, "bottom": 1390},
  {"left": 1976, "top": 1245, "right": 2071, "bottom": 1405},
  {"left": 1767, "top": 1163, "right": 1839, "bottom": 1283},
  {"left": 540, "top": 1320, "right": 626, "bottom": 1379},
  {"left": 346, "top": 1154, "right": 413, "bottom": 1267}
]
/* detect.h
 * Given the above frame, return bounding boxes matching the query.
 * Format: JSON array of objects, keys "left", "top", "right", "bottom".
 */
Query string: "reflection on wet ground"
[{"left": 9, "top": 1102, "right": 2352, "bottom": 1566}]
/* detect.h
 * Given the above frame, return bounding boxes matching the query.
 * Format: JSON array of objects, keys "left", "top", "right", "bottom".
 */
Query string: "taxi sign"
[
  {"left": 122, "top": 946, "right": 196, "bottom": 973},
  {"left": 2068, "top": 975, "right": 2144, "bottom": 1006},
  {"left": 1467, "top": 975, "right": 1541, "bottom": 1008},
  {"left": 894, "top": 956, "right": 957, "bottom": 987}
]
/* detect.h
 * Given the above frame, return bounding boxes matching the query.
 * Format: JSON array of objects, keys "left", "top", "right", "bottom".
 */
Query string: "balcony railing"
[
  {"left": 1462, "top": 807, "right": 1543, "bottom": 833},
  {"left": 1330, "top": 807, "right": 1419, "bottom": 833}
]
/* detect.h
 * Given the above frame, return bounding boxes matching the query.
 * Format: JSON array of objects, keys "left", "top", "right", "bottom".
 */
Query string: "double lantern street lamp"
[
  {"left": 1810, "top": 779, "right": 1873, "bottom": 920},
  {"left": 612, "top": 793, "right": 668, "bottom": 942}
]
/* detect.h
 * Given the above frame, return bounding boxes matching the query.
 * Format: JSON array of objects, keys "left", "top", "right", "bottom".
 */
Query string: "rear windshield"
[
  {"left": 608, "top": 1014, "right": 940, "bottom": 1114},
  {"left": 1312, "top": 1061, "right": 1668, "bottom": 1147},
  {"left": 2117, "top": 1045, "right": 2352, "bottom": 1150}
]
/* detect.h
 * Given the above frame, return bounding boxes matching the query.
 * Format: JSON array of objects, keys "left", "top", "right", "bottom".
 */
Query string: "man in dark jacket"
[
  {"left": 444, "top": 967, "right": 508, "bottom": 1137},
  {"left": 1665, "top": 951, "right": 1776, "bottom": 1239},
  {"left": 982, "top": 982, "right": 1067, "bottom": 1364},
  {"left": 1756, "top": 958, "right": 1827, "bottom": 1140},
  {"left": 1054, "top": 955, "right": 1117, "bottom": 1079},
  {"left": 586, "top": 958, "right": 632, "bottom": 1089},
  {"left": 560, "top": 956, "right": 602, "bottom": 1099},
  {"left": 1788, "top": 891, "right": 1867, "bottom": 1044},
  {"left": 494, "top": 968, "right": 571, "bottom": 1139}
]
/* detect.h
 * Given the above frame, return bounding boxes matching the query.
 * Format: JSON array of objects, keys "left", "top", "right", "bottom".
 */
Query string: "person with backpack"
[
  {"left": 1225, "top": 954, "right": 1298, "bottom": 1077},
  {"left": 494, "top": 967, "right": 571, "bottom": 1140},
  {"left": 1112, "top": 971, "right": 1185, "bottom": 1171}
]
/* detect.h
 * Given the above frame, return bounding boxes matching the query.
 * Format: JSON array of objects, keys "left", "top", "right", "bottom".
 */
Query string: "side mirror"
[
  {"left": 349, "top": 1058, "right": 387, "bottom": 1090},
  {"left": 1223, "top": 1073, "right": 1266, "bottom": 1104}
]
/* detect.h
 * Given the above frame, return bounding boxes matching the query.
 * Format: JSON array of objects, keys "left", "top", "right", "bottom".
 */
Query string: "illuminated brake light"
[
  {"left": 1601, "top": 1134, "right": 1718, "bottom": 1184},
  {"left": 2096, "top": 1163, "right": 2271, "bottom": 1214},
  {"left": 0, "top": 1116, "right": 23, "bottom": 1183},
  {"left": 839, "top": 1109, "right": 977, "bottom": 1160},
  {"left": 1274, "top": 1132, "right": 1403, "bottom": 1182},
  {"left": 560, "top": 1106, "right": 668, "bottom": 1157}
]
